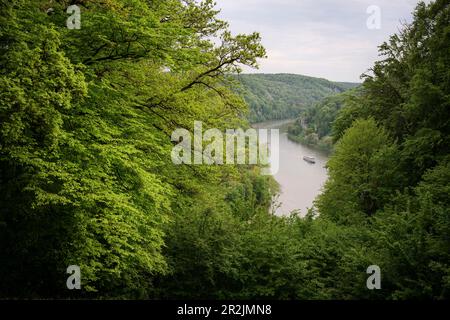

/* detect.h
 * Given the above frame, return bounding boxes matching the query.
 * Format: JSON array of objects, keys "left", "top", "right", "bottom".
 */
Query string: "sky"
[{"left": 217, "top": 0, "right": 430, "bottom": 82}]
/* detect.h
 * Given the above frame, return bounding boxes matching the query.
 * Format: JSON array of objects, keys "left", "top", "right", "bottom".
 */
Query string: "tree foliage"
[
  {"left": 0, "top": 0, "right": 268, "bottom": 298},
  {"left": 314, "top": 0, "right": 450, "bottom": 299}
]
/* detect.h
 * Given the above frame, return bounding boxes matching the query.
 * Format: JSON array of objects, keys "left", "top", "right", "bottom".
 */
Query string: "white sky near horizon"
[{"left": 217, "top": 0, "right": 431, "bottom": 82}]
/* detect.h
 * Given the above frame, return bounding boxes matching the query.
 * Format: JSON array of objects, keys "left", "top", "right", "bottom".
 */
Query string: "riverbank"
[{"left": 287, "top": 133, "right": 334, "bottom": 155}]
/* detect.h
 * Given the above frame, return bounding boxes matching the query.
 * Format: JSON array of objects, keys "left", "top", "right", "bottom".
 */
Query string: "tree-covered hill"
[
  {"left": 287, "top": 88, "right": 362, "bottom": 152},
  {"left": 236, "top": 73, "right": 359, "bottom": 122}
]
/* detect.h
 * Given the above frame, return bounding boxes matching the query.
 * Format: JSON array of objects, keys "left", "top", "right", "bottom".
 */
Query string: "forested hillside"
[
  {"left": 316, "top": 0, "right": 450, "bottom": 298},
  {"left": 236, "top": 73, "right": 359, "bottom": 122},
  {"left": 290, "top": 0, "right": 450, "bottom": 299},
  {"left": 287, "top": 88, "right": 362, "bottom": 152},
  {"left": 0, "top": 0, "right": 449, "bottom": 300}
]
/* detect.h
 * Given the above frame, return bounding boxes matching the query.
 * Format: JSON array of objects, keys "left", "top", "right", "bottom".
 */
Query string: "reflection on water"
[{"left": 253, "top": 119, "right": 329, "bottom": 216}]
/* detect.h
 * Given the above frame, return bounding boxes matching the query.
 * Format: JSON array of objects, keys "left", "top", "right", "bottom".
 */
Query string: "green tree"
[{"left": 317, "top": 119, "right": 403, "bottom": 224}]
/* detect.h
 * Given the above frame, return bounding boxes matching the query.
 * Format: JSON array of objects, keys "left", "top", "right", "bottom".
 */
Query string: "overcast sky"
[{"left": 217, "top": 0, "right": 430, "bottom": 82}]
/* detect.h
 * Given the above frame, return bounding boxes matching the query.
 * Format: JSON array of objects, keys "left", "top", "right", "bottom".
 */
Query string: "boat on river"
[{"left": 303, "top": 156, "right": 316, "bottom": 164}]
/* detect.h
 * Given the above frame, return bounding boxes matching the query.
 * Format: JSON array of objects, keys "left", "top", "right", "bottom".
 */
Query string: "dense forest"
[
  {"left": 236, "top": 73, "right": 358, "bottom": 122},
  {"left": 1, "top": 0, "right": 449, "bottom": 300},
  {"left": 287, "top": 88, "right": 362, "bottom": 152}
]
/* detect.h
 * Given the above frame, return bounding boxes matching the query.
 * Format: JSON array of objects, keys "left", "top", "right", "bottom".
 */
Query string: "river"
[{"left": 253, "top": 119, "right": 329, "bottom": 216}]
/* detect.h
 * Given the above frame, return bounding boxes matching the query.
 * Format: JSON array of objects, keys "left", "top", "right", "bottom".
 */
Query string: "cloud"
[{"left": 217, "top": 0, "right": 430, "bottom": 82}]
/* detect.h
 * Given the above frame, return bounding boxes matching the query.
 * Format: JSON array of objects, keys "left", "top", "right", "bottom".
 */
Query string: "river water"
[{"left": 253, "top": 119, "right": 329, "bottom": 216}]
